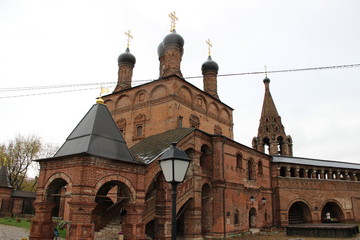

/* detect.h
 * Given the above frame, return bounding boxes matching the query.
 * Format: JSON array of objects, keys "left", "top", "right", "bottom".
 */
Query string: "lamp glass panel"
[
  {"left": 174, "top": 159, "right": 190, "bottom": 182},
  {"left": 160, "top": 160, "right": 174, "bottom": 182}
]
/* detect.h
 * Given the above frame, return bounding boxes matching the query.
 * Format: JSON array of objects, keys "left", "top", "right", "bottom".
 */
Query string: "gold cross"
[
  {"left": 264, "top": 65, "right": 268, "bottom": 78},
  {"left": 168, "top": 11, "right": 178, "bottom": 32},
  {"left": 206, "top": 39, "right": 213, "bottom": 56},
  {"left": 125, "top": 30, "right": 133, "bottom": 48}
]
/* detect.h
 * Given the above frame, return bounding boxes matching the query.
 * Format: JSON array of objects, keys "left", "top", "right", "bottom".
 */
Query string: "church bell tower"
[{"left": 252, "top": 75, "right": 293, "bottom": 156}]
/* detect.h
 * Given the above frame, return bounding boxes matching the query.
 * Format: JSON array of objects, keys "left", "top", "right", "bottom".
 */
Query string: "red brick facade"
[{"left": 29, "top": 29, "right": 360, "bottom": 240}]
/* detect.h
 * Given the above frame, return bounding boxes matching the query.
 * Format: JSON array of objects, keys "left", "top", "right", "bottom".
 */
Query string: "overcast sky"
[{"left": 1, "top": 0, "right": 360, "bottom": 164}]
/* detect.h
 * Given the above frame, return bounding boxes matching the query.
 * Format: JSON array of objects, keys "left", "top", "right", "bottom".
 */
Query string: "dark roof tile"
[
  {"left": 130, "top": 128, "right": 195, "bottom": 164},
  {"left": 54, "top": 103, "right": 136, "bottom": 163}
]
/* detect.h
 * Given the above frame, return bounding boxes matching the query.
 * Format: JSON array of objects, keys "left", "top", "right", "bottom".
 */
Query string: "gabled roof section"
[
  {"left": 272, "top": 156, "right": 360, "bottom": 170},
  {"left": 0, "top": 166, "right": 12, "bottom": 188},
  {"left": 130, "top": 128, "right": 195, "bottom": 164},
  {"left": 54, "top": 103, "right": 135, "bottom": 163}
]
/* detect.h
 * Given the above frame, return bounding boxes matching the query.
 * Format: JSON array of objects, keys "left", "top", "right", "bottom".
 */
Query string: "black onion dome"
[
  {"left": 263, "top": 77, "right": 270, "bottom": 83},
  {"left": 118, "top": 48, "right": 136, "bottom": 65},
  {"left": 163, "top": 29, "right": 184, "bottom": 48},
  {"left": 157, "top": 42, "right": 165, "bottom": 58},
  {"left": 201, "top": 55, "right": 219, "bottom": 74}
]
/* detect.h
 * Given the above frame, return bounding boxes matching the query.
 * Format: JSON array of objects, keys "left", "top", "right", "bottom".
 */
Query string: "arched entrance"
[
  {"left": 321, "top": 201, "right": 345, "bottom": 222},
  {"left": 93, "top": 180, "right": 132, "bottom": 232},
  {"left": 288, "top": 201, "right": 312, "bottom": 224},
  {"left": 145, "top": 220, "right": 155, "bottom": 240},
  {"left": 46, "top": 178, "right": 69, "bottom": 219},
  {"left": 144, "top": 173, "right": 167, "bottom": 239},
  {"left": 249, "top": 207, "right": 257, "bottom": 228},
  {"left": 201, "top": 184, "right": 212, "bottom": 234},
  {"left": 177, "top": 198, "right": 194, "bottom": 238}
]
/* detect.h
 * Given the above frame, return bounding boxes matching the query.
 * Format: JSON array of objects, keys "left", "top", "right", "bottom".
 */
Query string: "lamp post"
[{"left": 159, "top": 142, "right": 191, "bottom": 240}]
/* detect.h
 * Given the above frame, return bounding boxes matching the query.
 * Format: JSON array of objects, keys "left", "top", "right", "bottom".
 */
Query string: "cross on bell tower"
[
  {"left": 168, "top": 11, "right": 178, "bottom": 32},
  {"left": 206, "top": 39, "right": 213, "bottom": 56},
  {"left": 125, "top": 30, "right": 133, "bottom": 48}
]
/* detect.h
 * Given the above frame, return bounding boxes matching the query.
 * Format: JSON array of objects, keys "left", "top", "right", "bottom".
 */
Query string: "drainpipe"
[{"left": 221, "top": 137, "right": 226, "bottom": 239}]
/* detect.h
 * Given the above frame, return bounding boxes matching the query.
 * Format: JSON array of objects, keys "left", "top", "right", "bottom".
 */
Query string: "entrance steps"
[
  {"left": 94, "top": 217, "right": 122, "bottom": 240},
  {"left": 249, "top": 228, "right": 260, "bottom": 234}
]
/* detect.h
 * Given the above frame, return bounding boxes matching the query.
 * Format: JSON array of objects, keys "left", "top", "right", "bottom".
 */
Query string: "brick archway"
[
  {"left": 94, "top": 174, "right": 136, "bottom": 203},
  {"left": 177, "top": 198, "right": 194, "bottom": 238},
  {"left": 249, "top": 207, "right": 257, "bottom": 228},
  {"left": 43, "top": 172, "right": 73, "bottom": 201},
  {"left": 321, "top": 200, "right": 345, "bottom": 222},
  {"left": 288, "top": 201, "right": 312, "bottom": 224}
]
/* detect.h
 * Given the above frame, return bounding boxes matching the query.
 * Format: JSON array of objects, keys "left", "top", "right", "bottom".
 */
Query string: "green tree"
[{"left": 0, "top": 135, "right": 57, "bottom": 190}]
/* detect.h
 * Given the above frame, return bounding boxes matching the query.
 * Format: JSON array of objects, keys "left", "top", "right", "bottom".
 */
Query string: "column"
[
  {"left": 29, "top": 201, "right": 56, "bottom": 240},
  {"left": 121, "top": 202, "right": 146, "bottom": 240},
  {"left": 67, "top": 201, "right": 96, "bottom": 240}
]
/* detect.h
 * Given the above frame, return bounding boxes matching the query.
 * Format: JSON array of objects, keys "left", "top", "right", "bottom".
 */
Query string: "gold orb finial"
[
  {"left": 96, "top": 97, "right": 104, "bottom": 104},
  {"left": 96, "top": 86, "right": 109, "bottom": 104}
]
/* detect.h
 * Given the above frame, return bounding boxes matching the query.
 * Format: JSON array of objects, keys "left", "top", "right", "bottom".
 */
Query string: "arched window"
[
  {"left": 277, "top": 136, "right": 284, "bottom": 155},
  {"left": 236, "top": 154, "right": 242, "bottom": 169},
  {"left": 262, "top": 138, "right": 270, "bottom": 154},
  {"left": 200, "top": 145, "right": 212, "bottom": 170},
  {"left": 290, "top": 168, "right": 296, "bottom": 177},
  {"left": 299, "top": 169, "right": 306, "bottom": 178},
  {"left": 308, "top": 169, "right": 313, "bottom": 178},
  {"left": 258, "top": 161, "right": 263, "bottom": 175},
  {"left": 234, "top": 209, "right": 239, "bottom": 225},
  {"left": 280, "top": 167, "right": 287, "bottom": 177},
  {"left": 316, "top": 170, "right": 322, "bottom": 179},
  {"left": 248, "top": 159, "right": 254, "bottom": 180},
  {"left": 136, "top": 125, "right": 143, "bottom": 137},
  {"left": 324, "top": 170, "right": 330, "bottom": 180}
]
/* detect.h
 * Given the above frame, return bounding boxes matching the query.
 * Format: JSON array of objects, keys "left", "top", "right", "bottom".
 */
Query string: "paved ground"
[
  {"left": 0, "top": 224, "right": 359, "bottom": 240},
  {"left": 230, "top": 230, "right": 360, "bottom": 240},
  {"left": 0, "top": 224, "right": 29, "bottom": 240}
]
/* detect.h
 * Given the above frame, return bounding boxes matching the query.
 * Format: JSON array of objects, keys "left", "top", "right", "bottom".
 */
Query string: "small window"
[
  {"left": 248, "top": 159, "right": 254, "bottom": 180},
  {"left": 234, "top": 210, "right": 239, "bottom": 225},
  {"left": 280, "top": 167, "right": 287, "bottom": 177},
  {"left": 120, "top": 128, "right": 125, "bottom": 136},
  {"left": 236, "top": 154, "right": 242, "bottom": 168},
  {"left": 258, "top": 161, "right": 263, "bottom": 175},
  {"left": 136, "top": 125, "right": 143, "bottom": 137},
  {"left": 290, "top": 168, "right": 296, "bottom": 177}
]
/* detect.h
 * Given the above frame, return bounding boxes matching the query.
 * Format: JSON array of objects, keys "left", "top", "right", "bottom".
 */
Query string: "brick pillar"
[
  {"left": 122, "top": 202, "right": 146, "bottom": 240},
  {"left": 67, "top": 201, "right": 96, "bottom": 240},
  {"left": 211, "top": 181, "right": 225, "bottom": 237},
  {"left": 269, "top": 140, "right": 278, "bottom": 155},
  {"left": 29, "top": 201, "right": 56, "bottom": 240},
  {"left": 183, "top": 197, "right": 202, "bottom": 239}
]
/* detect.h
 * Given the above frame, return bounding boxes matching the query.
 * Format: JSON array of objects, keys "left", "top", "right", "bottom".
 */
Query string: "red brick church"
[{"left": 27, "top": 20, "right": 360, "bottom": 240}]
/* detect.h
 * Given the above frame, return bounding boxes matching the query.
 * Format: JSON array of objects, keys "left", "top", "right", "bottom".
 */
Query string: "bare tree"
[{"left": 0, "top": 135, "right": 57, "bottom": 190}]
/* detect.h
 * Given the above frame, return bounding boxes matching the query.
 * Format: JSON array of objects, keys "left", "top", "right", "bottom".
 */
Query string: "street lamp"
[{"left": 159, "top": 142, "right": 191, "bottom": 240}]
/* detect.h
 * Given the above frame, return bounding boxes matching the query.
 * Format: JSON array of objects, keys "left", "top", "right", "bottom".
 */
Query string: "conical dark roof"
[
  {"left": 54, "top": 103, "right": 136, "bottom": 163},
  {"left": 261, "top": 78, "right": 280, "bottom": 118},
  {"left": 0, "top": 166, "right": 12, "bottom": 188}
]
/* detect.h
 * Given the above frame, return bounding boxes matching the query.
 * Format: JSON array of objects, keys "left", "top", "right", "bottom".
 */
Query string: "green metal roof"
[{"left": 130, "top": 128, "right": 195, "bottom": 164}]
